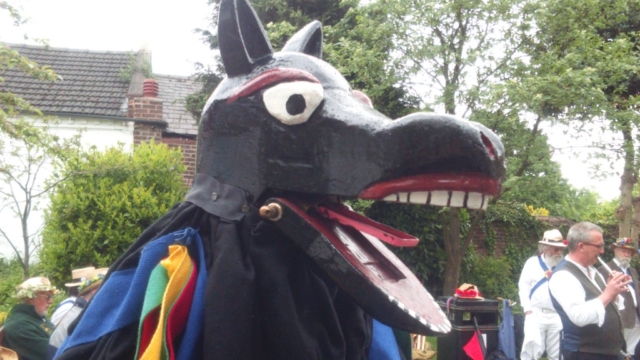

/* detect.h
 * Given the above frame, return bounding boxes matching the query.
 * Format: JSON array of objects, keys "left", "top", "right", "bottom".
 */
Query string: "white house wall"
[{"left": 0, "top": 116, "right": 134, "bottom": 259}]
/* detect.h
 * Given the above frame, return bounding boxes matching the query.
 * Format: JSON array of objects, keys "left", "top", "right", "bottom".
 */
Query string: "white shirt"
[
  {"left": 548, "top": 257, "right": 623, "bottom": 327},
  {"left": 613, "top": 258, "right": 637, "bottom": 307},
  {"left": 518, "top": 254, "right": 556, "bottom": 312},
  {"left": 51, "top": 296, "right": 76, "bottom": 326}
]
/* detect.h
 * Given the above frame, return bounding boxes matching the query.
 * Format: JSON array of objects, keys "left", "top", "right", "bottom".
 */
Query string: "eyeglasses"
[
  {"left": 37, "top": 294, "right": 54, "bottom": 301},
  {"left": 582, "top": 242, "right": 605, "bottom": 249}
]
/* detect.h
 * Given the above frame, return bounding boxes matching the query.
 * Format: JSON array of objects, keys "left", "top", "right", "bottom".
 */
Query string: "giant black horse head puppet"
[
  {"left": 53, "top": 0, "right": 504, "bottom": 359},
  {"left": 197, "top": 0, "right": 504, "bottom": 332}
]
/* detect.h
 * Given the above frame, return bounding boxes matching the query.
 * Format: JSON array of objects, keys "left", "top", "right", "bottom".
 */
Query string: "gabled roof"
[
  {"left": 156, "top": 74, "right": 200, "bottom": 136},
  {"left": 1, "top": 43, "right": 131, "bottom": 117}
]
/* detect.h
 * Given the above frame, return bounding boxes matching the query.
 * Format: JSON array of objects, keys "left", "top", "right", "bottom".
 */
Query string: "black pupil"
[{"left": 286, "top": 94, "right": 306, "bottom": 115}]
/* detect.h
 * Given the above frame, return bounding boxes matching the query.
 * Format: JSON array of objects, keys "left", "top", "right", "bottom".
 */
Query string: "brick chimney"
[{"left": 127, "top": 48, "right": 165, "bottom": 145}]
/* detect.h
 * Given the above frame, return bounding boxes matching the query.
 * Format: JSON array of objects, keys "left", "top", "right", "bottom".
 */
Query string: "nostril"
[{"left": 481, "top": 132, "right": 496, "bottom": 160}]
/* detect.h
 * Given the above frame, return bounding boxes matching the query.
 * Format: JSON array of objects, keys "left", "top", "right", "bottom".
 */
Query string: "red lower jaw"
[
  {"left": 358, "top": 173, "right": 501, "bottom": 200},
  {"left": 316, "top": 202, "right": 419, "bottom": 247}
]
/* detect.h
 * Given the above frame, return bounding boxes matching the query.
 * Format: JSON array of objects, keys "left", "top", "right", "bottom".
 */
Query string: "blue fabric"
[
  {"left": 367, "top": 319, "right": 401, "bottom": 360},
  {"left": 498, "top": 299, "right": 516, "bottom": 359},
  {"left": 529, "top": 255, "right": 549, "bottom": 299},
  {"left": 176, "top": 228, "right": 207, "bottom": 359},
  {"left": 549, "top": 260, "right": 580, "bottom": 352},
  {"left": 55, "top": 228, "right": 207, "bottom": 359}
]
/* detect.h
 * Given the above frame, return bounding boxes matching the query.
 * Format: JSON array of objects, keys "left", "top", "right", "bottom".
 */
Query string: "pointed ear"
[
  {"left": 281, "top": 21, "right": 323, "bottom": 59},
  {"left": 218, "top": 0, "right": 274, "bottom": 77}
]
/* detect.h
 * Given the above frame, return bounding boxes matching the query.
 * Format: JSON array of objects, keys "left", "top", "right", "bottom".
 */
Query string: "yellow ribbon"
[{"left": 140, "top": 245, "right": 192, "bottom": 360}]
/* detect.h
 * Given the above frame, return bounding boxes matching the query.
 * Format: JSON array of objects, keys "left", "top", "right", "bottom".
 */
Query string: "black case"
[{"left": 436, "top": 296, "right": 500, "bottom": 360}]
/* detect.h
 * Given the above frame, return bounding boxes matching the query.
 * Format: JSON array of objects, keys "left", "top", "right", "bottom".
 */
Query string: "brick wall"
[
  {"left": 471, "top": 225, "right": 514, "bottom": 257},
  {"left": 471, "top": 216, "right": 579, "bottom": 257},
  {"left": 129, "top": 97, "right": 164, "bottom": 145},
  {"left": 161, "top": 137, "right": 197, "bottom": 187}
]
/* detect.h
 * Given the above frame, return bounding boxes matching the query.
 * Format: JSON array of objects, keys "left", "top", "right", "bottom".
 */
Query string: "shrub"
[
  {"left": 460, "top": 255, "right": 518, "bottom": 303},
  {"left": 39, "top": 141, "right": 188, "bottom": 287},
  {"left": 0, "top": 258, "right": 23, "bottom": 320}
]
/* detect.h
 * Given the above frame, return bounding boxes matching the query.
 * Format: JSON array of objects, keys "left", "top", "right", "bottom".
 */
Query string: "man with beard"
[
  {"left": 518, "top": 229, "right": 567, "bottom": 360},
  {"left": 2, "top": 277, "right": 56, "bottom": 360},
  {"left": 599, "top": 238, "right": 640, "bottom": 355}
]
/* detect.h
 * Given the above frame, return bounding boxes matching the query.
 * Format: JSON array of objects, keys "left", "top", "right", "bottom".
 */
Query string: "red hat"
[{"left": 455, "top": 283, "right": 484, "bottom": 300}]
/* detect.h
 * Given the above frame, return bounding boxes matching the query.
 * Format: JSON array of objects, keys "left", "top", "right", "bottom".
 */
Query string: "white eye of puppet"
[{"left": 263, "top": 81, "right": 324, "bottom": 125}]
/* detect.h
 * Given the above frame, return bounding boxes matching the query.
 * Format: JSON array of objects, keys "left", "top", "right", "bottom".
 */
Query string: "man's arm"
[
  {"left": 518, "top": 257, "right": 535, "bottom": 314},
  {"left": 548, "top": 270, "right": 605, "bottom": 327}
]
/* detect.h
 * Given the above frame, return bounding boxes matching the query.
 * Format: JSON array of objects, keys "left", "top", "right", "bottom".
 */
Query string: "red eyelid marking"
[
  {"left": 227, "top": 68, "right": 320, "bottom": 104},
  {"left": 352, "top": 90, "right": 373, "bottom": 108}
]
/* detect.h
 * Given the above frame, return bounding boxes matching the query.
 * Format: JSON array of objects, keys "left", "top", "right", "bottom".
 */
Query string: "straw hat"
[
  {"left": 454, "top": 283, "right": 484, "bottom": 300},
  {"left": 65, "top": 267, "right": 96, "bottom": 287},
  {"left": 0, "top": 346, "right": 18, "bottom": 360},
  {"left": 610, "top": 237, "right": 638, "bottom": 252},
  {"left": 78, "top": 268, "right": 109, "bottom": 296},
  {"left": 538, "top": 229, "right": 567, "bottom": 248},
  {"left": 14, "top": 277, "right": 56, "bottom": 300}
]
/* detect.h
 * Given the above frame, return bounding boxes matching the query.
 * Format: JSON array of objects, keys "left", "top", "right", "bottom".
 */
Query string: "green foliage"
[
  {"left": 322, "top": 2, "right": 421, "bottom": 118},
  {"left": 482, "top": 203, "right": 544, "bottom": 284},
  {"left": 460, "top": 255, "right": 518, "bottom": 303},
  {"left": 364, "top": 202, "right": 476, "bottom": 296},
  {"left": 0, "top": 119, "right": 81, "bottom": 279},
  {"left": 118, "top": 52, "right": 153, "bottom": 83},
  {"left": 184, "top": 63, "right": 224, "bottom": 122},
  {"left": 581, "top": 197, "right": 619, "bottom": 227},
  {"left": 189, "top": 0, "right": 419, "bottom": 120},
  {"left": 251, "top": 0, "right": 357, "bottom": 29},
  {"left": 1, "top": 43, "right": 58, "bottom": 138},
  {"left": 39, "top": 141, "right": 188, "bottom": 286},
  {"left": 0, "top": 258, "right": 23, "bottom": 319}
]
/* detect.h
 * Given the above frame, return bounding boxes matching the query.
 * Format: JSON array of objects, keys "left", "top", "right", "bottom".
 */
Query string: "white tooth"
[
  {"left": 429, "top": 191, "right": 449, "bottom": 206},
  {"left": 450, "top": 191, "right": 465, "bottom": 207},
  {"left": 409, "top": 191, "right": 428, "bottom": 204},
  {"left": 466, "top": 192, "right": 483, "bottom": 209},
  {"left": 383, "top": 194, "right": 397, "bottom": 202},
  {"left": 398, "top": 192, "right": 409, "bottom": 203},
  {"left": 482, "top": 196, "right": 491, "bottom": 210}
]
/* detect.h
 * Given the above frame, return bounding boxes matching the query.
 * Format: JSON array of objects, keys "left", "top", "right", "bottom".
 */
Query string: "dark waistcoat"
[
  {"left": 550, "top": 260, "right": 625, "bottom": 356},
  {"left": 597, "top": 261, "right": 640, "bottom": 329}
]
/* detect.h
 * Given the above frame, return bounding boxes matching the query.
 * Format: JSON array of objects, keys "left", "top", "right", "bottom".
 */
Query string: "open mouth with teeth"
[
  {"left": 262, "top": 172, "right": 500, "bottom": 336},
  {"left": 358, "top": 173, "right": 500, "bottom": 209}
]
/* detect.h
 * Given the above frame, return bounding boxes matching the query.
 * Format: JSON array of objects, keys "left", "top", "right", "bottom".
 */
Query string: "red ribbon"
[{"left": 456, "top": 288, "right": 481, "bottom": 298}]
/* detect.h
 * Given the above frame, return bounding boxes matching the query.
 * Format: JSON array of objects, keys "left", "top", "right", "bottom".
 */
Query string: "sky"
[
  {"left": 0, "top": 0, "right": 217, "bottom": 76},
  {"left": 0, "top": 0, "right": 624, "bottom": 201}
]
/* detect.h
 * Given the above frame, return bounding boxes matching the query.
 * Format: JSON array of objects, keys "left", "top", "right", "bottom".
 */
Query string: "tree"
[
  {"left": 1, "top": 2, "right": 69, "bottom": 279},
  {"left": 39, "top": 141, "right": 188, "bottom": 286},
  {"left": 526, "top": 0, "right": 640, "bottom": 240},
  {"left": 1, "top": 2, "right": 59, "bottom": 138},
  {"left": 187, "top": 0, "right": 419, "bottom": 120},
  {"left": 383, "top": 0, "right": 544, "bottom": 295},
  {"left": 0, "top": 120, "right": 79, "bottom": 279}
]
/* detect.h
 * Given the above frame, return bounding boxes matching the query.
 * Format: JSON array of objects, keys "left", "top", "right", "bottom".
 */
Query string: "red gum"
[
  {"left": 358, "top": 173, "right": 501, "bottom": 199},
  {"left": 227, "top": 68, "right": 320, "bottom": 104}
]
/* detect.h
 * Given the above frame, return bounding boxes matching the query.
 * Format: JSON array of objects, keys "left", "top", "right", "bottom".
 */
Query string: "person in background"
[
  {"left": 1, "top": 277, "right": 56, "bottom": 360},
  {"left": 549, "top": 222, "right": 629, "bottom": 360},
  {"left": 50, "top": 267, "right": 95, "bottom": 326},
  {"left": 47, "top": 268, "right": 108, "bottom": 359},
  {"left": 518, "top": 229, "right": 567, "bottom": 360},
  {"left": 598, "top": 238, "right": 640, "bottom": 356}
]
